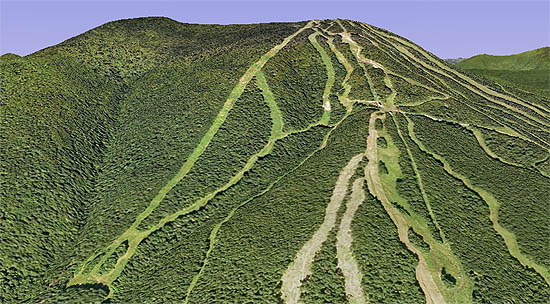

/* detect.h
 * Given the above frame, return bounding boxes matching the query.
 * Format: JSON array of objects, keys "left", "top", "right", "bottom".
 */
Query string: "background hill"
[
  {"left": 455, "top": 47, "right": 550, "bottom": 96},
  {"left": 2, "top": 17, "right": 549, "bottom": 303},
  {"left": 456, "top": 47, "right": 550, "bottom": 70}
]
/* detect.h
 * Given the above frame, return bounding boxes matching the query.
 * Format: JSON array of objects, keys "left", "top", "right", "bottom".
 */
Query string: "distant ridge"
[{"left": 456, "top": 47, "right": 550, "bottom": 70}]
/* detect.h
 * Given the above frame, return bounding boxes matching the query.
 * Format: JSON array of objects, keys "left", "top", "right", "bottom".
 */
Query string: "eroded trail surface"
[
  {"left": 364, "top": 112, "right": 446, "bottom": 304},
  {"left": 336, "top": 177, "right": 368, "bottom": 304},
  {"left": 280, "top": 153, "right": 364, "bottom": 304}
]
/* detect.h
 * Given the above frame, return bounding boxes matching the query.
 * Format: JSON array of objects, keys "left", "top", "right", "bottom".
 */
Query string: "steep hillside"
[{"left": 1, "top": 18, "right": 549, "bottom": 303}]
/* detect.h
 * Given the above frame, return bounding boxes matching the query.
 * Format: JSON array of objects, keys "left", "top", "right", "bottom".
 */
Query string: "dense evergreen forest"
[{"left": 1, "top": 17, "right": 549, "bottom": 303}]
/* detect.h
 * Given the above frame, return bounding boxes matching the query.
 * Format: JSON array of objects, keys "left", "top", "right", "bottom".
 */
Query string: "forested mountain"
[{"left": 1, "top": 17, "right": 549, "bottom": 303}]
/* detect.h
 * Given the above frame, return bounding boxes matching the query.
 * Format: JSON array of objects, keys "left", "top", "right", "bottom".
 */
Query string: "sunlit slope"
[
  {"left": 1, "top": 18, "right": 549, "bottom": 304},
  {"left": 456, "top": 47, "right": 550, "bottom": 96}
]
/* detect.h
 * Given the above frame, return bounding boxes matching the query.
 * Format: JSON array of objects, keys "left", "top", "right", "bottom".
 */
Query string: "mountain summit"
[{"left": 1, "top": 18, "right": 549, "bottom": 303}]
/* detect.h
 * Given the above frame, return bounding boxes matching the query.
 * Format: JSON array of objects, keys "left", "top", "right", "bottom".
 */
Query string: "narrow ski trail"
[
  {"left": 308, "top": 31, "right": 334, "bottom": 119},
  {"left": 182, "top": 70, "right": 359, "bottom": 302},
  {"left": 336, "top": 177, "right": 368, "bottom": 304},
  {"left": 391, "top": 114, "right": 474, "bottom": 302},
  {"left": 354, "top": 22, "right": 550, "bottom": 148},
  {"left": 280, "top": 153, "right": 364, "bottom": 304},
  {"left": 406, "top": 116, "right": 550, "bottom": 286},
  {"left": 333, "top": 22, "right": 447, "bottom": 303},
  {"left": 365, "top": 24, "right": 550, "bottom": 129}
]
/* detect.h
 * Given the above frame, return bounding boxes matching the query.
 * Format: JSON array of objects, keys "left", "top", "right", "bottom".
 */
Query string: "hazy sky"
[{"left": 1, "top": 0, "right": 548, "bottom": 58}]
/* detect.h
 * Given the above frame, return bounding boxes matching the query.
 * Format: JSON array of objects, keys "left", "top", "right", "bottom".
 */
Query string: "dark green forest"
[{"left": 1, "top": 17, "right": 549, "bottom": 303}]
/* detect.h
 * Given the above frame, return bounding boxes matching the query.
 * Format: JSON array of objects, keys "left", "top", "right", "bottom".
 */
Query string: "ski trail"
[
  {"left": 309, "top": 31, "right": 334, "bottom": 110},
  {"left": 364, "top": 112, "right": 446, "bottom": 304},
  {"left": 336, "top": 177, "right": 368, "bottom": 304},
  {"left": 391, "top": 115, "right": 446, "bottom": 243},
  {"left": 390, "top": 115, "right": 474, "bottom": 302},
  {"left": 402, "top": 110, "right": 547, "bottom": 150},
  {"left": 256, "top": 71, "right": 284, "bottom": 139},
  {"left": 308, "top": 31, "right": 334, "bottom": 122},
  {"left": 468, "top": 126, "right": 528, "bottom": 169},
  {"left": 280, "top": 153, "right": 364, "bottom": 304},
  {"left": 355, "top": 22, "right": 550, "bottom": 145},
  {"left": 406, "top": 115, "right": 550, "bottom": 286},
  {"left": 326, "top": 36, "right": 354, "bottom": 108},
  {"left": 68, "top": 20, "right": 315, "bottom": 292},
  {"left": 184, "top": 106, "right": 361, "bottom": 302},
  {"left": 367, "top": 26, "right": 550, "bottom": 126}
]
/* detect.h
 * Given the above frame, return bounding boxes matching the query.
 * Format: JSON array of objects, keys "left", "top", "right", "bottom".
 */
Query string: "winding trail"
[
  {"left": 257, "top": 71, "right": 284, "bottom": 139},
  {"left": 391, "top": 114, "right": 474, "bottom": 302},
  {"left": 405, "top": 115, "right": 550, "bottom": 286},
  {"left": 379, "top": 29, "right": 550, "bottom": 117},
  {"left": 339, "top": 32, "right": 380, "bottom": 101},
  {"left": 280, "top": 153, "right": 364, "bottom": 304},
  {"left": 66, "top": 19, "right": 550, "bottom": 302},
  {"left": 337, "top": 24, "right": 447, "bottom": 303},
  {"left": 336, "top": 177, "right": 368, "bottom": 304},
  {"left": 468, "top": 126, "right": 527, "bottom": 168},
  {"left": 327, "top": 22, "right": 474, "bottom": 302},
  {"left": 390, "top": 116, "right": 446, "bottom": 242},
  {"left": 469, "top": 125, "right": 550, "bottom": 179},
  {"left": 182, "top": 69, "right": 362, "bottom": 302},
  {"left": 326, "top": 36, "right": 354, "bottom": 108},
  {"left": 402, "top": 110, "right": 546, "bottom": 150},
  {"left": 355, "top": 23, "right": 550, "bottom": 148},
  {"left": 365, "top": 25, "right": 550, "bottom": 129}
]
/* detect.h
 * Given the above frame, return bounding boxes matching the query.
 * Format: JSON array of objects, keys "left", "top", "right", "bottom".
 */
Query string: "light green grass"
[
  {"left": 377, "top": 117, "right": 473, "bottom": 303},
  {"left": 406, "top": 115, "right": 550, "bottom": 286},
  {"left": 309, "top": 31, "right": 335, "bottom": 124}
]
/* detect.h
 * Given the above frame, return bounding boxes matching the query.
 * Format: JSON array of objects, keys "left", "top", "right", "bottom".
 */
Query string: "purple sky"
[{"left": 1, "top": 0, "right": 548, "bottom": 58}]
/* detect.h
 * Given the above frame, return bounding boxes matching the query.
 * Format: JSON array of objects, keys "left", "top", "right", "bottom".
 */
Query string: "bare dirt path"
[
  {"left": 364, "top": 112, "right": 446, "bottom": 304},
  {"left": 336, "top": 177, "right": 368, "bottom": 304},
  {"left": 280, "top": 153, "right": 364, "bottom": 304}
]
